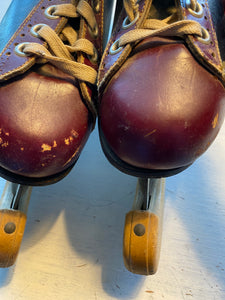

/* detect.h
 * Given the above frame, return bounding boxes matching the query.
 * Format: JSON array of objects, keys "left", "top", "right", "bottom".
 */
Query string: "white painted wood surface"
[{"left": 0, "top": 2, "right": 225, "bottom": 299}]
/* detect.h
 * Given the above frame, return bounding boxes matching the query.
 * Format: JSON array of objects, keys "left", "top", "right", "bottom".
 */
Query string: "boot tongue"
[
  {"left": 149, "top": 0, "right": 177, "bottom": 20},
  {"left": 131, "top": 0, "right": 181, "bottom": 55}
]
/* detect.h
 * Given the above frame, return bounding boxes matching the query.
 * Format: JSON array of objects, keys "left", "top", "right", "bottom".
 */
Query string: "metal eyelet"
[
  {"left": 197, "top": 26, "right": 211, "bottom": 44},
  {"left": 88, "top": 24, "right": 99, "bottom": 39},
  {"left": 186, "top": 0, "right": 204, "bottom": 18},
  {"left": 88, "top": 48, "right": 98, "bottom": 63},
  {"left": 44, "top": 5, "right": 59, "bottom": 19},
  {"left": 122, "top": 11, "right": 139, "bottom": 30},
  {"left": 14, "top": 42, "right": 30, "bottom": 57},
  {"left": 91, "top": 0, "right": 100, "bottom": 13},
  {"left": 30, "top": 24, "right": 46, "bottom": 37},
  {"left": 109, "top": 39, "right": 123, "bottom": 55}
]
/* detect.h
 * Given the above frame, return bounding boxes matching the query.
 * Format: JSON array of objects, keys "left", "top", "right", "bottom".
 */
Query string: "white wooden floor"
[{"left": 1, "top": 2, "right": 225, "bottom": 299}]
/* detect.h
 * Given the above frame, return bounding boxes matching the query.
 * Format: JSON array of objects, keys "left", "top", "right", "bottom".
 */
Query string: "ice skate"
[
  {"left": 0, "top": 0, "right": 110, "bottom": 267},
  {"left": 98, "top": 0, "right": 225, "bottom": 274}
]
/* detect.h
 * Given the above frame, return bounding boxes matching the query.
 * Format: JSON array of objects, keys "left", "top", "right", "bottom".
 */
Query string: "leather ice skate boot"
[
  {"left": 98, "top": 0, "right": 225, "bottom": 178},
  {"left": 0, "top": 0, "right": 106, "bottom": 185}
]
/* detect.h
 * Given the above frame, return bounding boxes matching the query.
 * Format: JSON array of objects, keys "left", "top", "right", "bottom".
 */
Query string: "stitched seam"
[
  {"left": 0, "top": 1, "right": 68, "bottom": 80},
  {"left": 98, "top": 44, "right": 131, "bottom": 92},
  {"left": 180, "top": 1, "right": 223, "bottom": 74},
  {"left": 186, "top": 1, "right": 223, "bottom": 73},
  {"left": 97, "top": 14, "right": 129, "bottom": 87},
  {"left": 98, "top": 0, "right": 152, "bottom": 90},
  {"left": 0, "top": 0, "right": 45, "bottom": 56},
  {"left": 97, "top": 6, "right": 124, "bottom": 82},
  {"left": 0, "top": 0, "right": 45, "bottom": 79},
  {"left": 0, "top": 59, "right": 35, "bottom": 81},
  {"left": 204, "top": 0, "right": 222, "bottom": 66}
]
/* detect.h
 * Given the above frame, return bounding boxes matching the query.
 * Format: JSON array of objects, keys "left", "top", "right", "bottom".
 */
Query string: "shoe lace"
[
  {"left": 17, "top": 0, "right": 98, "bottom": 85},
  {"left": 113, "top": 0, "right": 206, "bottom": 51}
]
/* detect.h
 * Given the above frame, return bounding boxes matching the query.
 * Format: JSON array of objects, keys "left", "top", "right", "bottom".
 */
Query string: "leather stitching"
[
  {"left": 0, "top": 0, "right": 68, "bottom": 81},
  {"left": 98, "top": 0, "right": 151, "bottom": 94}
]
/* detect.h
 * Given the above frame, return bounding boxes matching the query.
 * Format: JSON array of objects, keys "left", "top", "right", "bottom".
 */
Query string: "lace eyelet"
[
  {"left": 30, "top": 24, "right": 46, "bottom": 37},
  {"left": 122, "top": 11, "right": 139, "bottom": 30},
  {"left": 109, "top": 39, "right": 123, "bottom": 55},
  {"left": 14, "top": 42, "right": 30, "bottom": 57},
  {"left": 186, "top": 0, "right": 204, "bottom": 18},
  {"left": 197, "top": 26, "right": 211, "bottom": 44},
  {"left": 88, "top": 24, "right": 99, "bottom": 39},
  {"left": 88, "top": 48, "right": 98, "bottom": 63},
  {"left": 91, "top": 0, "right": 100, "bottom": 13},
  {"left": 44, "top": 5, "right": 59, "bottom": 19}
]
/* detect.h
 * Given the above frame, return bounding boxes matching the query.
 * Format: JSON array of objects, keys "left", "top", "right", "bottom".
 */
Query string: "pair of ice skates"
[{"left": 0, "top": 0, "right": 225, "bottom": 274}]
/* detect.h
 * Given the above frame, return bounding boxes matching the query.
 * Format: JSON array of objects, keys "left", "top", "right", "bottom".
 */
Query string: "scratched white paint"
[{"left": 0, "top": 1, "right": 225, "bottom": 299}]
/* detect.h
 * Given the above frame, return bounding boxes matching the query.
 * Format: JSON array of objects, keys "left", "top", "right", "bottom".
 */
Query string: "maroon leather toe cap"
[
  {"left": 100, "top": 43, "right": 225, "bottom": 170},
  {"left": 0, "top": 70, "right": 92, "bottom": 178}
]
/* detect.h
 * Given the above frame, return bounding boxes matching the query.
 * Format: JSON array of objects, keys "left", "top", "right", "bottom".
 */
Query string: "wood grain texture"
[
  {"left": 0, "top": 210, "right": 26, "bottom": 267},
  {"left": 123, "top": 211, "right": 160, "bottom": 275}
]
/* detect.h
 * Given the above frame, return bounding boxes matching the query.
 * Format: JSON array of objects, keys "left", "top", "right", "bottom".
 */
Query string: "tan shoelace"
[
  {"left": 116, "top": 0, "right": 205, "bottom": 48},
  {"left": 19, "top": 0, "right": 98, "bottom": 85}
]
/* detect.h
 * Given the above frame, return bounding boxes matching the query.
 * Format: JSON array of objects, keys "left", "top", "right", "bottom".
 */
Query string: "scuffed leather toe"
[
  {"left": 0, "top": 70, "right": 92, "bottom": 178},
  {"left": 98, "top": 0, "right": 225, "bottom": 177},
  {"left": 100, "top": 42, "right": 225, "bottom": 171},
  {"left": 0, "top": 0, "right": 106, "bottom": 184}
]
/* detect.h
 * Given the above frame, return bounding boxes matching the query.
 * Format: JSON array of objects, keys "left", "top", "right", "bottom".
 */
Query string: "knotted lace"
[
  {"left": 20, "top": 0, "right": 98, "bottom": 85},
  {"left": 116, "top": 0, "right": 205, "bottom": 48}
]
